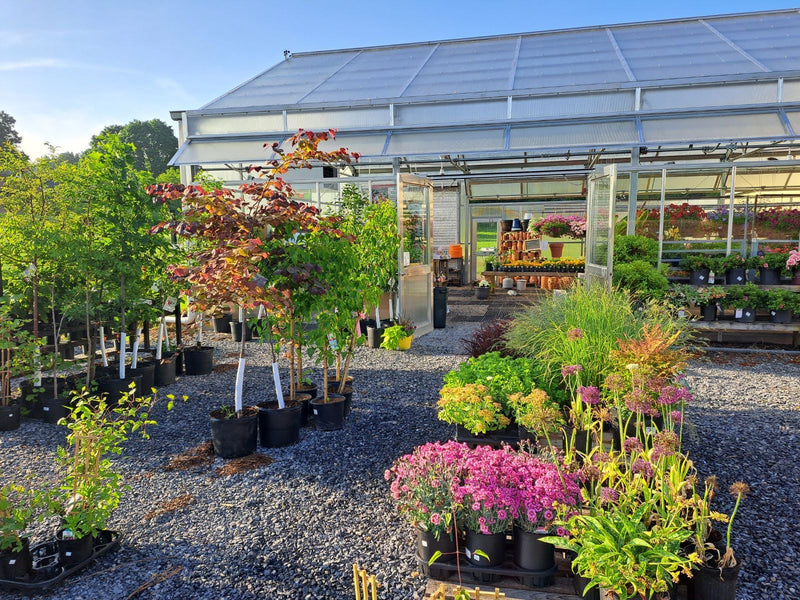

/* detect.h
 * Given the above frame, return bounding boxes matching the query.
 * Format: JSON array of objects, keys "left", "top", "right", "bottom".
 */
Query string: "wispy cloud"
[{"left": 0, "top": 58, "right": 67, "bottom": 71}]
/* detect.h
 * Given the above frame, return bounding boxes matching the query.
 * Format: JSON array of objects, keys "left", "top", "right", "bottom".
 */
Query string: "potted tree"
[{"left": 0, "top": 303, "right": 40, "bottom": 431}]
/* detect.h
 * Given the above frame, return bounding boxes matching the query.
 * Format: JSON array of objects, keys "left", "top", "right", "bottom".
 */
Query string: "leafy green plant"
[
  {"left": 613, "top": 261, "right": 669, "bottom": 300},
  {"left": 678, "top": 255, "right": 716, "bottom": 272},
  {"left": 765, "top": 289, "right": 799, "bottom": 312},
  {"left": 0, "top": 302, "right": 41, "bottom": 407},
  {"left": 443, "top": 352, "right": 541, "bottom": 411},
  {"left": 507, "top": 389, "right": 564, "bottom": 437},
  {"left": 0, "top": 482, "right": 46, "bottom": 552},
  {"left": 716, "top": 253, "right": 747, "bottom": 273},
  {"left": 614, "top": 235, "right": 658, "bottom": 265},
  {"left": 755, "top": 252, "right": 789, "bottom": 273},
  {"left": 722, "top": 283, "right": 765, "bottom": 309},
  {"left": 380, "top": 324, "right": 410, "bottom": 350},
  {"left": 437, "top": 384, "right": 510, "bottom": 434}
]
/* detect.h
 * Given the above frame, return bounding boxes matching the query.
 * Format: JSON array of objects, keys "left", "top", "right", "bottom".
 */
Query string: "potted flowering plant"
[
  {"left": 695, "top": 287, "right": 726, "bottom": 321},
  {"left": 765, "top": 289, "right": 798, "bottom": 323},
  {"left": 475, "top": 279, "right": 491, "bottom": 300},
  {"left": 437, "top": 383, "right": 510, "bottom": 436},
  {"left": 385, "top": 441, "right": 469, "bottom": 564},
  {"left": 722, "top": 283, "right": 764, "bottom": 323},
  {"left": 380, "top": 317, "right": 415, "bottom": 351},
  {"left": 786, "top": 249, "right": 800, "bottom": 284},
  {"left": 715, "top": 254, "right": 748, "bottom": 285},
  {"left": 753, "top": 252, "right": 788, "bottom": 284},
  {"left": 530, "top": 216, "right": 583, "bottom": 258},
  {"left": 678, "top": 255, "right": 717, "bottom": 285}
]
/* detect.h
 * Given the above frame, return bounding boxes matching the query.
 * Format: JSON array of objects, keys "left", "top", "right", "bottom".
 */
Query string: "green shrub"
[
  {"left": 678, "top": 255, "right": 716, "bottom": 272},
  {"left": 614, "top": 235, "right": 658, "bottom": 265},
  {"left": 722, "top": 283, "right": 765, "bottom": 309},
  {"left": 613, "top": 261, "right": 669, "bottom": 300},
  {"left": 443, "top": 352, "right": 537, "bottom": 413}
]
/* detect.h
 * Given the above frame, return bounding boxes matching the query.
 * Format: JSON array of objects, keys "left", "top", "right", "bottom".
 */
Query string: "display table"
[{"left": 481, "top": 271, "right": 582, "bottom": 289}]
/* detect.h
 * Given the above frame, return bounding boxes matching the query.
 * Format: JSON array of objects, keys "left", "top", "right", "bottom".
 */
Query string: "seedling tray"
[{"left": 0, "top": 530, "right": 120, "bottom": 594}]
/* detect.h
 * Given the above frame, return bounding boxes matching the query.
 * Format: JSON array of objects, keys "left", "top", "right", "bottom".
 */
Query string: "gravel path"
[{"left": 1, "top": 324, "right": 797, "bottom": 599}]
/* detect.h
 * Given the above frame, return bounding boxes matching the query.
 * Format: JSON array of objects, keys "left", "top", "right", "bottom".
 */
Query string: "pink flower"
[
  {"left": 430, "top": 513, "right": 441, "bottom": 526},
  {"left": 670, "top": 410, "right": 684, "bottom": 424},
  {"left": 472, "top": 502, "right": 481, "bottom": 511},
  {"left": 561, "top": 364, "right": 583, "bottom": 378},
  {"left": 567, "top": 328, "right": 584, "bottom": 341},
  {"left": 578, "top": 385, "right": 600, "bottom": 405}
]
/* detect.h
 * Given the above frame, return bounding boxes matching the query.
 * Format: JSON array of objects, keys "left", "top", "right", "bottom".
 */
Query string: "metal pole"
[
  {"left": 726, "top": 166, "right": 737, "bottom": 256},
  {"left": 627, "top": 147, "right": 639, "bottom": 235},
  {"left": 657, "top": 168, "right": 666, "bottom": 267}
]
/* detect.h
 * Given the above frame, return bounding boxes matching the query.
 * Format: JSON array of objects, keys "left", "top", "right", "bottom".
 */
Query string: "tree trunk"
[
  {"left": 85, "top": 280, "right": 94, "bottom": 389},
  {"left": 322, "top": 347, "right": 328, "bottom": 402},
  {"left": 289, "top": 316, "right": 296, "bottom": 402},
  {"left": 51, "top": 288, "right": 59, "bottom": 400},
  {"left": 338, "top": 320, "right": 359, "bottom": 394},
  {"left": 296, "top": 344, "right": 303, "bottom": 386}
]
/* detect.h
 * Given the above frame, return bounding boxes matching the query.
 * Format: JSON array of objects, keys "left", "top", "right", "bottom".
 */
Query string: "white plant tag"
[
  {"left": 421, "top": 540, "right": 428, "bottom": 547},
  {"left": 197, "top": 315, "right": 203, "bottom": 346},
  {"left": 155, "top": 317, "right": 164, "bottom": 360},
  {"left": 388, "top": 299, "right": 394, "bottom": 321},
  {"left": 43, "top": 406, "right": 50, "bottom": 412},
  {"left": 735, "top": 309, "right": 743, "bottom": 318},
  {"left": 736, "top": 275, "right": 743, "bottom": 282},
  {"left": 239, "top": 306, "right": 245, "bottom": 323},
  {"left": 678, "top": 310, "right": 685, "bottom": 318},
  {"left": 771, "top": 311, "right": 777, "bottom": 316},
  {"left": 698, "top": 274, "right": 705, "bottom": 281},
  {"left": 8, "top": 560, "right": 15, "bottom": 565},
  {"left": 375, "top": 306, "right": 381, "bottom": 326},
  {"left": 257, "top": 305, "right": 265, "bottom": 319},
  {"left": 65, "top": 552, "right": 72, "bottom": 557},
  {"left": 234, "top": 358, "right": 245, "bottom": 413},
  {"left": 99, "top": 326, "right": 109, "bottom": 367},
  {"left": 272, "top": 363, "right": 284, "bottom": 409},
  {"left": 313, "top": 409, "right": 318, "bottom": 415},
  {"left": 163, "top": 296, "right": 177, "bottom": 312},
  {"left": 709, "top": 271, "right": 716, "bottom": 284},
  {"left": 119, "top": 332, "right": 126, "bottom": 379},
  {"left": 645, "top": 426, "right": 657, "bottom": 435},
  {"left": 744, "top": 311, "right": 751, "bottom": 318},
  {"left": 465, "top": 548, "right": 472, "bottom": 559}
]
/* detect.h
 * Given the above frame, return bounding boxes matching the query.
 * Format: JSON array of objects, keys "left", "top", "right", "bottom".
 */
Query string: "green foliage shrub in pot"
[
  {"left": 437, "top": 383, "right": 510, "bottom": 436},
  {"left": 765, "top": 289, "right": 798, "bottom": 323},
  {"left": 678, "top": 255, "right": 716, "bottom": 285},
  {"left": 614, "top": 235, "right": 658, "bottom": 265},
  {"left": 613, "top": 260, "right": 669, "bottom": 300}
]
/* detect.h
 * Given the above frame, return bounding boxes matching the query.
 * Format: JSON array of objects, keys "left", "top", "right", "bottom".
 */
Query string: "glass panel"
[
  {"left": 709, "top": 12, "right": 800, "bottom": 72},
  {"left": 173, "top": 139, "right": 281, "bottom": 165},
  {"left": 642, "top": 113, "right": 786, "bottom": 143},
  {"left": 395, "top": 100, "right": 506, "bottom": 126},
  {"left": 641, "top": 83, "right": 777, "bottom": 111},
  {"left": 386, "top": 129, "right": 505, "bottom": 155},
  {"left": 586, "top": 173, "right": 612, "bottom": 282},
  {"left": 188, "top": 113, "right": 284, "bottom": 136},
  {"left": 319, "top": 182, "right": 340, "bottom": 215},
  {"left": 783, "top": 80, "right": 800, "bottom": 103},
  {"left": 401, "top": 184, "right": 430, "bottom": 266},
  {"left": 286, "top": 107, "right": 388, "bottom": 130},
  {"left": 787, "top": 112, "right": 800, "bottom": 135},
  {"left": 512, "top": 92, "right": 634, "bottom": 120},
  {"left": 510, "top": 121, "right": 638, "bottom": 149}
]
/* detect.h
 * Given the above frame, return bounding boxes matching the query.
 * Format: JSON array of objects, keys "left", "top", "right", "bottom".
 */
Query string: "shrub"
[
  {"left": 437, "top": 384, "right": 510, "bottom": 435},
  {"left": 722, "top": 283, "right": 766, "bottom": 309},
  {"left": 613, "top": 261, "right": 669, "bottom": 300},
  {"left": 614, "top": 235, "right": 658, "bottom": 265},
  {"left": 461, "top": 320, "right": 511, "bottom": 358},
  {"left": 443, "top": 352, "right": 538, "bottom": 412},
  {"left": 678, "top": 255, "right": 716, "bottom": 272}
]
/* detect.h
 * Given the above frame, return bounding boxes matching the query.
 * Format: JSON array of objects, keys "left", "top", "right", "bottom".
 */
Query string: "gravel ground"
[{"left": 1, "top": 324, "right": 797, "bottom": 599}]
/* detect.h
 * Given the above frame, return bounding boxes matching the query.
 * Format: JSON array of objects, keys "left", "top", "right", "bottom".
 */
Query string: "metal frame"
[{"left": 584, "top": 165, "right": 617, "bottom": 284}]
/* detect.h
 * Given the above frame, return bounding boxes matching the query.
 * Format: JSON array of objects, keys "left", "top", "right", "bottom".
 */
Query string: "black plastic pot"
[
  {"left": 311, "top": 395, "right": 345, "bottom": 431},
  {"left": 415, "top": 527, "right": 456, "bottom": 564},
  {"left": 689, "top": 269, "right": 710, "bottom": 285},
  {"left": 464, "top": 530, "right": 505, "bottom": 567},
  {"left": 129, "top": 362, "right": 155, "bottom": 395},
  {"left": 0, "top": 404, "right": 21, "bottom": 431},
  {"left": 21, "top": 377, "right": 69, "bottom": 420},
  {"left": 476, "top": 287, "right": 490, "bottom": 300},
  {"left": 367, "top": 326, "right": 384, "bottom": 349},
  {"left": 701, "top": 304, "right": 718, "bottom": 321},
  {"left": 759, "top": 267, "right": 780, "bottom": 285},
  {"left": 297, "top": 383, "right": 317, "bottom": 401},
  {"left": 340, "top": 386, "right": 353, "bottom": 417},
  {"left": 770, "top": 309, "right": 792, "bottom": 323},
  {"left": 229, "top": 321, "right": 252, "bottom": 342},
  {"left": 294, "top": 390, "right": 315, "bottom": 427},
  {"left": 485, "top": 262, "right": 494, "bottom": 272},
  {"left": 735, "top": 307, "right": 756, "bottom": 323},
  {"left": 154, "top": 355, "right": 177, "bottom": 387},
  {"left": 98, "top": 374, "right": 142, "bottom": 405},
  {"left": 57, "top": 531, "right": 93, "bottom": 567},
  {"left": 725, "top": 268, "right": 746, "bottom": 285},
  {"left": 257, "top": 400, "right": 302, "bottom": 448},
  {"left": 41, "top": 398, "right": 71, "bottom": 424},
  {"left": 693, "top": 561, "right": 741, "bottom": 600},
  {"left": 0, "top": 538, "right": 32, "bottom": 580},
  {"left": 327, "top": 377, "right": 353, "bottom": 394},
  {"left": 209, "top": 406, "right": 258, "bottom": 458},
  {"left": 184, "top": 346, "right": 214, "bottom": 376},
  {"left": 513, "top": 526, "right": 555, "bottom": 572},
  {"left": 213, "top": 313, "right": 233, "bottom": 333}
]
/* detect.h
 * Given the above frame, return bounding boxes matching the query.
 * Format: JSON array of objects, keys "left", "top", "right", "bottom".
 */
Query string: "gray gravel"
[
  {"left": 683, "top": 353, "right": 800, "bottom": 600},
  {"left": 2, "top": 324, "right": 795, "bottom": 599},
  {"left": 0, "top": 323, "right": 476, "bottom": 599}
]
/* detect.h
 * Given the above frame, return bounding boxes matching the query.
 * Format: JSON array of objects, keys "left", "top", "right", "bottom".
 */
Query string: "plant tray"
[
  {"left": 417, "top": 550, "right": 558, "bottom": 590},
  {"left": 0, "top": 530, "right": 120, "bottom": 594}
]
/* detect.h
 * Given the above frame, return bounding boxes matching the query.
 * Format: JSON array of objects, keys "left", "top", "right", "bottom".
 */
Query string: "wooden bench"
[{"left": 689, "top": 320, "right": 800, "bottom": 347}]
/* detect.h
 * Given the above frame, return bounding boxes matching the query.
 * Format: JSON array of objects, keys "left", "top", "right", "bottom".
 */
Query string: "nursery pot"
[
  {"left": 415, "top": 527, "right": 456, "bottom": 564},
  {"left": 311, "top": 395, "right": 345, "bottom": 431},
  {"left": 701, "top": 304, "right": 718, "bottom": 321},
  {"left": 229, "top": 321, "right": 252, "bottom": 342},
  {"left": 513, "top": 526, "right": 555, "bottom": 572},
  {"left": 57, "top": 531, "right": 93, "bottom": 567},
  {"left": 257, "top": 400, "right": 302, "bottom": 448},
  {"left": 549, "top": 242, "right": 564, "bottom": 258},
  {"left": 725, "top": 268, "right": 746, "bottom": 285},
  {"left": 296, "top": 387, "right": 317, "bottom": 427},
  {"left": 367, "top": 325, "right": 385, "bottom": 349},
  {"left": 689, "top": 269, "right": 710, "bottom": 285},
  {"left": 21, "top": 377, "right": 69, "bottom": 419},
  {"left": 500, "top": 219, "right": 513, "bottom": 232},
  {"left": 476, "top": 286, "right": 490, "bottom": 300},
  {"left": 735, "top": 307, "right": 756, "bottom": 323},
  {"left": 129, "top": 362, "right": 156, "bottom": 395},
  {"left": 793, "top": 272, "right": 800, "bottom": 285},
  {"left": 328, "top": 376, "right": 354, "bottom": 394},
  {"left": 183, "top": 345, "right": 214, "bottom": 376},
  {"left": 464, "top": 530, "right": 506, "bottom": 567},
  {"left": 398, "top": 335, "right": 414, "bottom": 351},
  {"left": 759, "top": 267, "right": 780, "bottom": 285},
  {"left": 154, "top": 355, "right": 177, "bottom": 387},
  {"left": 339, "top": 386, "right": 354, "bottom": 417},
  {"left": 770, "top": 309, "right": 792, "bottom": 323},
  {"left": 41, "top": 398, "right": 71, "bottom": 424},
  {"left": 693, "top": 561, "right": 741, "bottom": 600},
  {"left": 0, "top": 538, "right": 32, "bottom": 580},
  {"left": 98, "top": 374, "right": 143, "bottom": 405},
  {"left": 0, "top": 403, "right": 21, "bottom": 431},
  {"left": 213, "top": 313, "right": 233, "bottom": 333},
  {"left": 485, "top": 262, "right": 494, "bottom": 272},
  {"left": 516, "top": 279, "right": 527, "bottom": 291},
  {"left": 209, "top": 406, "right": 258, "bottom": 458}
]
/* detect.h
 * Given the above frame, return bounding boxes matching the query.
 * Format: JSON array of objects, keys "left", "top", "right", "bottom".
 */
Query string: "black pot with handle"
[
  {"left": 209, "top": 406, "right": 258, "bottom": 458},
  {"left": 311, "top": 395, "right": 345, "bottom": 431},
  {"left": 184, "top": 346, "right": 214, "bottom": 376}
]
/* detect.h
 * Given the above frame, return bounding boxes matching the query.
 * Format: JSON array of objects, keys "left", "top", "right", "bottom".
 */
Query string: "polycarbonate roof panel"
[
  {"left": 386, "top": 129, "right": 506, "bottom": 155},
  {"left": 642, "top": 112, "right": 787, "bottom": 143},
  {"left": 401, "top": 38, "right": 518, "bottom": 97},
  {"left": 513, "top": 29, "right": 630, "bottom": 89},
  {"left": 509, "top": 121, "right": 639, "bottom": 149},
  {"left": 611, "top": 21, "right": 758, "bottom": 81},
  {"left": 787, "top": 112, "right": 800, "bottom": 134},
  {"left": 785, "top": 80, "right": 800, "bottom": 102},
  {"left": 172, "top": 139, "right": 283, "bottom": 165},
  {"left": 708, "top": 12, "right": 800, "bottom": 72}
]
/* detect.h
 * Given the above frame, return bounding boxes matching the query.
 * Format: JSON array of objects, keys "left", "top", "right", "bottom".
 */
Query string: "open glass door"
[
  {"left": 585, "top": 165, "right": 617, "bottom": 285},
  {"left": 397, "top": 174, "right": 434, "bottom": 336}
]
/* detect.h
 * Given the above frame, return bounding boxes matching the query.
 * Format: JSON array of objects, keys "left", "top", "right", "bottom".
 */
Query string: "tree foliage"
[
  {"left": 0, "top": 111, "right": 21, "bottom": 147},
  {"left": 91, "top": 119, "right": 177, "bottom": 176}
]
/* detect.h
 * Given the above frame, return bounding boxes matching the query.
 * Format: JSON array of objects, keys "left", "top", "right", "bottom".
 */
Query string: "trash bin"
[{"left": 433, "top": 287, "right": 448, "bottom": 329}]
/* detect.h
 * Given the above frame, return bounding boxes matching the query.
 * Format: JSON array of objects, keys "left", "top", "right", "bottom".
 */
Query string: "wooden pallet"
[{"left": 424, "top": 578, "right": 578, "bottom": 600}]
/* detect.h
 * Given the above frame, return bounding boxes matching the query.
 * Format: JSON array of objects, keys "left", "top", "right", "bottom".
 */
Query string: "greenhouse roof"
[{"left": 172, "top": 9, "right": 800, "bottom": 167}]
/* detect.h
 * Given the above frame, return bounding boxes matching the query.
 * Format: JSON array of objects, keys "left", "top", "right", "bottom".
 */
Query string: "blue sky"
[{"left": 2, "top": 0, "right": 797, "bottom": 158}]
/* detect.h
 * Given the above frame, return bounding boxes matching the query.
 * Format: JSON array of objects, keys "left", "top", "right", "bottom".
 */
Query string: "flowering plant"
[
  {"left": 477, "top": 279, "right": 491, "bottom": 288},
  {"left": 756, "top": 207, "right": 800, "bottom": 233},
  {"left": 678, "top": 254, "right": 716, "bottom": 272},
  {"left": 715, "top": 253, "right": 747, "bottom": 273},
  {"left": 453, "top": 445, "right": 518, "bottom": 534},
  {"left": 786, "top": 249, "right": 800, "bottom": 273},
  {"left": 443, "top": 352, "right": 538, "bottom": 412},
  {"left": 721, "top": 283, "right": 765, "bottom": 310},
  {"left": 649, "top": 203, "right": 707, "bottom": 222},
  {"left": 694, "top": 287, "right": 726, "bottom": 306},
  {"left": 437, "top": 383, "right": 510, "bottom": 435},
  {"left": 529, "top": 215, "right": 585, "bottom": 239},
  {"left": 508, "top": 389, "right": 564, "bottom": 438},
  {"left": 765, "top": 289, "right": 799, "bottom": 312},
  {"left": 385, "top": 441, "right": 469, "bottom": 539}
]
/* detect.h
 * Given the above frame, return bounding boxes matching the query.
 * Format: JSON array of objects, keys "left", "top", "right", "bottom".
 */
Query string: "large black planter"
[
  {"left": 513, "top": 526, "right": 555, "bottom": 572},
  {"left": 311, "top": 395, "right": 345, "bottom": 431},
  {"left": 770, "top": 309, "right": 792, "bottom": 323},
  {"left": 0, "top": 538, "right": 32, "bottom": 580},
  {"left": 735, "top": 307, "right": 756, "bottom": 323},
  {"left": 184, "top": 346, "right": 214, "bottom": 376},
  {"left": 693, "top": 561, "right": 741, "bottom": 600},
  {"left": 759, "top": 267, "right": 780, "bottom": 285},
  {"left": 464, "top": 530, "right": 506, "bottom": 567},
  {"left": 209, "top": 406, "right": 258, "bottom": 458},
  {"left": 701, "top": 304, "right": 718, "bottom": 321},
  {"left": 41, "top": 398, "right": 71, "bottom": 424},
  {"left": 476, "top": 287, "right": 490, "bottom": 300},
  {"left": 295, "top": 390, "right": 315, "bottom": 427},
  {"left": 366, "top": 326, "right": 385, "bottom": 349},
  {"left": 213, "top": 313, "right": 233, "bottom": 333},
  {"left": 257, "top": 400, "right": 302, "bottom": 448},
  {"left": 98, "top": 374, "right": 142, "bottom": 405},
  {"left": 57, "top": 531, "right": 93, "bottom": 567},
  {"left": 725, "top": 268, "right": 746, "bottom": 285},
  {"left": 297, "top": 383, "right": 317, "bottom": 401},
  {"left": 229, "top": 321, "right": 252, "bottom": 342},
  {"left": 0, "top": 404, "right": 21, "bottom": 431},
  {"left": 327, "top": 377, "right": 353, "bottom": 394},
  {"left": 415, "top": 527, "right": 456, "bottom": 564},
  {"left": 689, "top": 269, "right": 711, "bottom": 285},
  {"left": 21, "top": 377, "right": 69, "bottom": 420},
  {"left": 129, "top": 362, "right": 155, "bottom": 395},
  {"left": 154, "top": 355, "right": 177, "bottom": 387}
]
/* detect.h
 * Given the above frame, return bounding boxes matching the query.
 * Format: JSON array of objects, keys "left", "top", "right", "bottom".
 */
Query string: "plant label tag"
[
  {"left": 698, "top": 274, "right": 705, "bottom": 281},
  {"left": 735, "top": 309, "right": 743, "bottom": 318},
  {"left": 771, "top": 311, "right": 776, "bottom": 316},
  {"left": 43, "top": 406, "right": 49, "bottom": 412},
  {"left": 8, "top": 560, "right": 15, "bottom": 565},
  {"left": 65, "top": 552, "right": 72, "bottom": 557},
  {"left": 736, "top": 275, "right": 743, "bottom": 282},
  {"left": 163, "top": 296, "right": 177, "bottom": 312},
  {"left": 744, "top": 311, "right": 751, "bottom": 318},
  {"left": 313, "top": 409, "right": 318, "bottom": 415},
  {"left": 421, "top": 540, "right": 428, "bottom": 547},
  {"left": 465, "top": 548, "right": 472, "bottom": 559},
  {"left": 709, "top": 272, "right": 715, "bottom": 284},
  {"left": 716, "top": 303, "right": 722, "bottom": 311},
  {"left": 645, "top": 426, "right": 657, "bottom": 435},
  {"left": 7, "top": 413, "right": 12, "bottom": 417},
  {"left": 678, "top": 310, "right": 685, "bottom": 318}
]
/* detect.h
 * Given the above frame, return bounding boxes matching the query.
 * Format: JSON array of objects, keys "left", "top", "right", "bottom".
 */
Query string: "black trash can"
[{"left": 433, "top": 287, "right": 448, "bottom": 329}]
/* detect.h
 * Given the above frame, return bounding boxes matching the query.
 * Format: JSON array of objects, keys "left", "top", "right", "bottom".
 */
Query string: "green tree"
[
  {"left": 0, "top": 111, "right": 21, "bottom": 147},
  {"left": 91, "top": 120, "right": 177, "bottom": 177}
]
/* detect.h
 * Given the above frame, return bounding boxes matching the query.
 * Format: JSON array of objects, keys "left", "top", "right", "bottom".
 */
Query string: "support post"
[{"left": 626, "top": 147, "right": 640, "bottom": 235}]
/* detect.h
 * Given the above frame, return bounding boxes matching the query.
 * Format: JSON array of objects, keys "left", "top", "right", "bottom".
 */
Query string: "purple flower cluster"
[
  {"left": 561, "top": 364, "right": 583, "bottom": 378},
  {"left": 657, "top": 385, "right": 694, "bottom": 406},
  {"left": 578, "top": 385, "right": 600, "bottom": 405}
]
